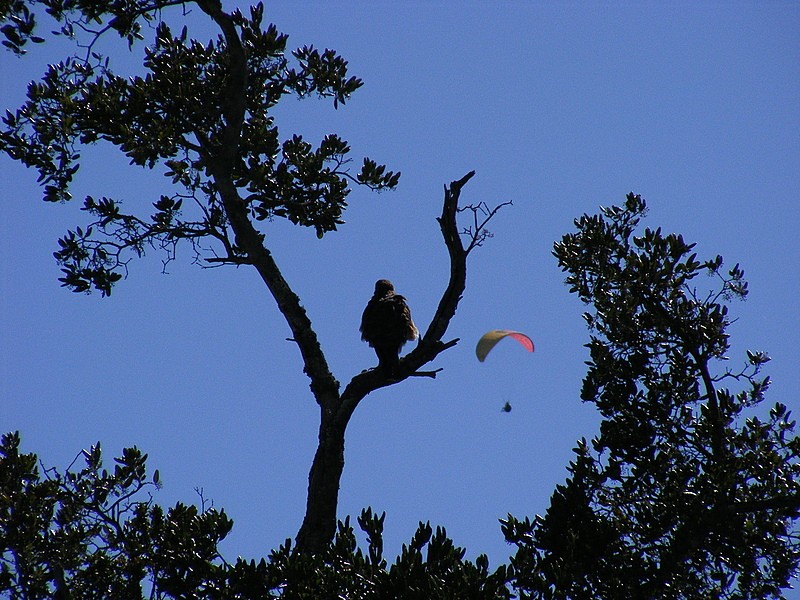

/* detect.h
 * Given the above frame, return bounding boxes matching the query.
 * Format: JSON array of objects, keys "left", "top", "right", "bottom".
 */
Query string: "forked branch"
[
  {"left": 338, "top": 171, "right": 509, "bottom": 420},
  {"left": 460, "top": 199, "right": 513, "bottom": 254}
]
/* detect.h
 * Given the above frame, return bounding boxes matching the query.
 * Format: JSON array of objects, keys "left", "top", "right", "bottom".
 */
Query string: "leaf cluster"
[
  {"left": 0, "top": 432, "right": 510, "bottom": 598},
  {"left": 499, "top": 194, "right": 800, "bottom": 599},
  {"left": 266, "top": 509, "right": 511, "bottom": 599},
  {"left": 0, "top": 0, "right": 44, "bottom": 54},
  {"left": 1, "top": 0, "right": 399, "bottom": 294},
  {"left": 0, "top": 431, "right": 232, "bottom": 598}
]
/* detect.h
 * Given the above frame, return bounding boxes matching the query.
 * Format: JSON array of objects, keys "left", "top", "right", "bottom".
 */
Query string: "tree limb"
[
  {"left": 420, "top": 170, "right": 475, "bottom": 344},
  {"left": 195, "top": 0, "right": 340, "bottom": 405},
  {"left": 730, "top": 493, "right": 800, "bottom": 515},
  {"left": 337, "top": 172, "right": 482, "bottom": 424}
]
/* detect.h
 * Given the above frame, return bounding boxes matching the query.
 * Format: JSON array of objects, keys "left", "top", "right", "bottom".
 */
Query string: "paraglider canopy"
[{"left": 476, "top": 329, "right": 534, "bottom": 362}]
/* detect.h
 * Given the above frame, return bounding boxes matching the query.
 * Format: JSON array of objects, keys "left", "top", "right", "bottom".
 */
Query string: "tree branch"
[
  {"left": 460, "top": 200, "right": 513, "bottom": 255},
  {"left": 730, "top": 493, "right": 800, "bottom": 515},
  {"left": 337, "top": 172, "right": 486, "bottom": 423},
  {"left": 194, "top": 0, "right": 340, "bottom": 406},
  {"left": 692, "top": 349, "right": 726, "bottom": 462},
  {"left": 194, "top": 0, "right": 246, "bottom": 172}
]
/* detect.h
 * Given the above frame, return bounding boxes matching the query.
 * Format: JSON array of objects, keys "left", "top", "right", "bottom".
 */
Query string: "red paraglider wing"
[
  {"left": 475, "top": 329, "right": 534, "bottom": 362},
  {"left": 507, "top": 331, "right": 534, "bottom": 353}
]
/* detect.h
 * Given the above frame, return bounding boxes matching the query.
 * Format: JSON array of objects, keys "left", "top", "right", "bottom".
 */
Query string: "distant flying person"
[{"left": 360, "top": 279, "right": 418, "bottom": 376}]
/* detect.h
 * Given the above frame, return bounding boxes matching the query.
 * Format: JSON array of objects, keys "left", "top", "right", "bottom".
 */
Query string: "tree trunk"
[
  {"left": 295, "top": 412, "right": 346, "bottom": 554},
  {"left": 290, "top": 172, "right": 483, "bottom": 553}
]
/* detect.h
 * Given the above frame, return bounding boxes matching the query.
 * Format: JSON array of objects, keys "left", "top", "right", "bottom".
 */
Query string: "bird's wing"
[
  {"left": 391, "top": 294, "right": 418, "bottom": 341},
  {"left": 360, "top": 298, "right": 379, "bottom": 341}
]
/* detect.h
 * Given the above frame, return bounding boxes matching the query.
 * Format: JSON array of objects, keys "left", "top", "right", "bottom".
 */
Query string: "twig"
[
  {"left": 460, "top": 199, "right": 513, "bottom": 254},
  {"left": 408, "top": 369, "right": 443, "bottom": 379}
]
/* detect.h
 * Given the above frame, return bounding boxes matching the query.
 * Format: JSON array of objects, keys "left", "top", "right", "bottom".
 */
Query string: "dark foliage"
[
  {"left": 501, "top": 194, "right": 800, "bottom": 599},
  {"left": 2, "top": 0, "right": 490, "bottom": 557},
  {"left": 1, "top": 0, "right": 399, "bottom": 295},
  {"left": 2, "top": 1, "right": 798, "bottom": 595},
  {"left": 0, "top": 432, "right": 511, "bottom": 598},
  {"left": 3, "top": 196, "right": 797, "bottom": 598}
]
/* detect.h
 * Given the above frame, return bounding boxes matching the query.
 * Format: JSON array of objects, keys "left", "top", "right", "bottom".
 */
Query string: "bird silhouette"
[{"left": 360, "top": 279, "right": 418, "bottom": 376}]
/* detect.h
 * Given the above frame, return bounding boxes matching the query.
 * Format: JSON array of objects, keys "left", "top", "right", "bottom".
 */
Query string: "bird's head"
[{"left": 374, "top": 279, "right": 395, "bottom": 295}]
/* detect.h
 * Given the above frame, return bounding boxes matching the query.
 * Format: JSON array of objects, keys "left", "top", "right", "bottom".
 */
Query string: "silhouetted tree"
[
  {"left": 2, "top": 2, "right": 799, "bottom": 597},
  {"left": 0, "top": 432, "right": 512, "bottom": 598},
  {"left": 502, "top": 194, "right": 800, "bottom": 599},
  {"left": 0, "top": 0, "right": 504, "bottom": 555}
]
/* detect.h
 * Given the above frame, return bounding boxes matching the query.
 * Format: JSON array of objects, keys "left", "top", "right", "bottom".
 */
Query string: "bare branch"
[
  {"left": 459, "top": 199, "right": 513, "bottom": 254},
  {"left": 336, "top": 172, "right": 511, "bottom": 418},
  {"left": 338, "top": 171, "right": 488, "bottom": 417},
  {"left": 204, "top": 256, "right": 253, "bottom": 266},
  {"left": 407, "top": 368, "right": 444, "bottom": 379}
]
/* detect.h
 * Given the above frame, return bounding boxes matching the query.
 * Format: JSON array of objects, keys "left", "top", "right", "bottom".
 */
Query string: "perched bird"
[{"left": 360, "top": 279, "right": 418, "bottom": 376}]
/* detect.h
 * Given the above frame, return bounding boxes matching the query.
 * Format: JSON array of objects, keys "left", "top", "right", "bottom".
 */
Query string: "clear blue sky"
[{"left": 2, "top": 1, "right": 799, "bottom": 569}]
